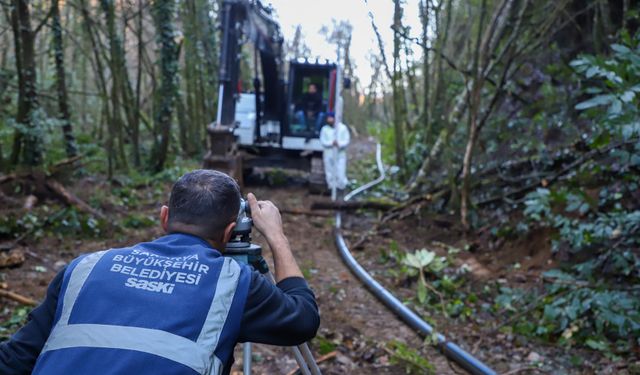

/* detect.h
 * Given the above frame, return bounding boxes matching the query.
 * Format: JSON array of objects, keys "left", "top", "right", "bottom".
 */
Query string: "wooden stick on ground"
[
  {"left": 0, "top": 290, "right": 38, "bottom": 306},
  {"left": 285, "top": 351, "right": 337, "bottom": 375}
]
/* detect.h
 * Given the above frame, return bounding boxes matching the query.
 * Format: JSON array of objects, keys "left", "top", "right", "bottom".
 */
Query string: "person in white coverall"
[{"left": 319, "top": 112, "right": 350, "bottom": 191}]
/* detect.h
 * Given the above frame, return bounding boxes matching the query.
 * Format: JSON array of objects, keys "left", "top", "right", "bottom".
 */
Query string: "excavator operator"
[{"left": 294, "top": 83, "right": 325, "bottom": 133}]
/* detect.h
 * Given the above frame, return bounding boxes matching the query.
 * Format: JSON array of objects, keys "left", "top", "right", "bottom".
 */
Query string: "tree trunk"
[
  {"left": 0, "top": 36, "right": 6, "bottom": 169},
  {"left": 392, "top": 0, "right": 407, "bottom": 178},
  {"left": 132, "top": 0, "right": 144, "bottom": 167},
  {"left": 181, "top": 0, "right": 198, "bottom": 156},
  {"left": 200, "top": 0, "right": 218, "bottom": 126},
  {"left": 419, "top": 0, "right": 431, "bottom": 140},
  {"left": 79, "top": 0, "right": 113, "bottom": 177},
  {"left": 151, "top": 0, "right": 179, "bottom": 172},
  {"left": 176, "top": 88, "right": 189, "bottom": 155},
  {"left": 194, "top": 69, "right": 206, "bottom": 154},
  {"left": 404, "top": 46, "right": 420, "bottom": 121},
  {"left": 52, "top": 0, "right": 77, "bottom": 158},
  {"left": 460, "top": 0, "right": 489, "bottom": 230},
  {"left": 0, "top": 26, "right": 8, "bottom": 70},
  {"left": 432, "top": 0, "right": 450, "bottom": 117},
  {"left": 101, "top": 0, "right": 129, "bottom": 171},
  {"left": 9, "top": 3, "right": 23, "bottom": 166},
  {"left": 13, "top": 0, "right": 42, "bottom": 167},
  {"left": 460, "top": 0, "right": 517, "bottom": 229},
  {"left": 118, "top": 5, "right": 139, "bottom": 161},
  {"left": 367, "top": 3, "right": 392, "bottom": 81}
]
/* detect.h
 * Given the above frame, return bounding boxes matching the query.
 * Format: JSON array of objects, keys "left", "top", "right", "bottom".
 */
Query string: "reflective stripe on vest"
[{"left": 42, "top": 250, "right": 242, "bottom": 375}]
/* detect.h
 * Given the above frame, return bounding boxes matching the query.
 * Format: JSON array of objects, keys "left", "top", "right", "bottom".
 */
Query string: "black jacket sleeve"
[
  {"left": 237, "top": 273, "right": 320, "bottom": 346},
  {"left": 0, "top": 269, "right": 64, "bottom": 375},
  {"left": 313, "top": 94, "right": 323, "bottom": 113}
]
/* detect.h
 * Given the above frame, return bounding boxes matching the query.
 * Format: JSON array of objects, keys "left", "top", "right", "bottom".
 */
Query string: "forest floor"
[{"left": 0, "top": 140, "right": 630, "bottom": 375}]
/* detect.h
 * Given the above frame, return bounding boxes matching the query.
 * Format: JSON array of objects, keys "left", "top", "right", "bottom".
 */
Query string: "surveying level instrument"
[{"left": 225, "top": 199, "right": 322, "bottom": 375}]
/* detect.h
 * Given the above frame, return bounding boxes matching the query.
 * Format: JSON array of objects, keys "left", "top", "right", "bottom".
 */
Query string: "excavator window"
[{"left": 287, "top": 62, "right": 336, "bottom": 137}]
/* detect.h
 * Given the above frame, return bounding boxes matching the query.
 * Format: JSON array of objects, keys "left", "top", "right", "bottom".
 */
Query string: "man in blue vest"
[{"left": 0, "top": 170, "right": 320, "bottom": 375}]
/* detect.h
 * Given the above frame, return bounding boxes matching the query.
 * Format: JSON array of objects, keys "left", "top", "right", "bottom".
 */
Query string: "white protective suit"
[{"left": 319, "top": 122, "right": 350, "bottom": 190}]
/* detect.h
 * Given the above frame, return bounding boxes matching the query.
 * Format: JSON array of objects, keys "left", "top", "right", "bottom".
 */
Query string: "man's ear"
[
  {"left": 222, "top": 221, "right": 236, "bottom": 244},
  {"left": 160, "top": 205, "right": 170, "bottom": 233}
]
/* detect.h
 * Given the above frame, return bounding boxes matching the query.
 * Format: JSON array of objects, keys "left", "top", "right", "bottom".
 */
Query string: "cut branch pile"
[
  {"left": 406, "top": 139, "right": 639, "bottom": 213},
  {"left": 472, "top": 139, "right": 637, "bottom": 207},
  {"left": 345, "top": 139, "right": 638, "bottom": 248}
]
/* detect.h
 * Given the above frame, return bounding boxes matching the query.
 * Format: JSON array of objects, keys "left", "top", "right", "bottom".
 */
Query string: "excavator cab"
[{"left": 286, "top": 61, "right": 337, "bottom": 138}]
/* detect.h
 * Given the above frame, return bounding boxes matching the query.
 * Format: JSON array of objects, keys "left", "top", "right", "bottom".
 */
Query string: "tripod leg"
[
  {"left": 243, "top": 343, "right": 252, "bottom": 375},
  {"left": 264, "top": 272, "right": 322, "bottom": 375},
  {"left": 298, "top": 343, "right": 322, "bottom": 375},
  {"left": 292, "top": 346, "right": 312, "bottom": 375}
]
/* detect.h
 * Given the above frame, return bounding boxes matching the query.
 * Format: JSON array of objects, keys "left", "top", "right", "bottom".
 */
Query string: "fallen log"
[
  {"left": 311, "top": 200, "right": 397, "bottom": 211},
  {"left": 47, "top": 155, "right": 82, "bottom": 175},
  {"left": 280, "top": 208, "right": 332, "bottom": 217},
  {"left": 0, "top": 156, "right": 82, "bottom": 186},
  {"left": 45, "top": 179, "right": 106, "bottom": 220},
  {"left": 0, "top": 289, "right": 38, "bottom": 306}
]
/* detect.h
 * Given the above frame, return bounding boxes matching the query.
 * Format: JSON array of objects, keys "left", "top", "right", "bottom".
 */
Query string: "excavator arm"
[{"left": 216, "top": 0, "right": 284, "bottom": 127}]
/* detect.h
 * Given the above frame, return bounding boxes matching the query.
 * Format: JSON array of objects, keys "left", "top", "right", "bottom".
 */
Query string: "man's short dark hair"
[{"left": 168, "top": 170, "right": 241, "bottom": 239}]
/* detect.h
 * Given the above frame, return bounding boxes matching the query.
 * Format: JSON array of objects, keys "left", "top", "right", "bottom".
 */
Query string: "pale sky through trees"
[{"left": 267, "top": 0, "right": 423, "bottom": 86}]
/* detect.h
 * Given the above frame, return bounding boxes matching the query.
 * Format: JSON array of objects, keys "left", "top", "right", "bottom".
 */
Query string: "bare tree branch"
[
  {"left": 33, "top": 2, "right": 55, "bottom": 35},
  {"left": 364, "top": 0, "right": 392, "bottom": 80}
]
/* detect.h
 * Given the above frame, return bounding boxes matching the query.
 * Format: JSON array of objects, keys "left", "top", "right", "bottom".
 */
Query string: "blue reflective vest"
[{"left": 32, "top": 233, "right": 251, "bottom": 375}]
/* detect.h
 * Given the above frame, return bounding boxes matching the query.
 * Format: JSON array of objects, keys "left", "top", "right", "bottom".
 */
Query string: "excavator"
[{"left": 203, "top": 0, "right": 348, "bottom": 191}]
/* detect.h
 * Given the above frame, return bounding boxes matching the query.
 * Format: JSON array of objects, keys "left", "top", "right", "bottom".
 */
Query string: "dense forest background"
[{"left": 0, "top": 0, "right": 639, "bottom": 372}]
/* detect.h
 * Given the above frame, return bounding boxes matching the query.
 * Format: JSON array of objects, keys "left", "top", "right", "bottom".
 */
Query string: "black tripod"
[
  {"left": 224, "top": 197, "right": 321, "bottom": 375},
  {"left": 225, "top": 244, "right": 322, "bottom": 375}
]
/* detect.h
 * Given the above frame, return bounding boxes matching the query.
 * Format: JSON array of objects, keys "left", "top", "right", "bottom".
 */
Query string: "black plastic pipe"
[
  {"left": 334, "top": 229, "right": 496, "bottom": 375},
  {"left": 333, "top": 143, "right": 496, "bottom": 375}
]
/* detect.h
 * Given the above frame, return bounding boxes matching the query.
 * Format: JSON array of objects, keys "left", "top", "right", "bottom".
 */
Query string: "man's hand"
[
  {"left": 247, "top": 193, "right": 303, "bottom": 281},
  {"left": 247, "top": 193, "right": 285, "bottom": 243}
]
